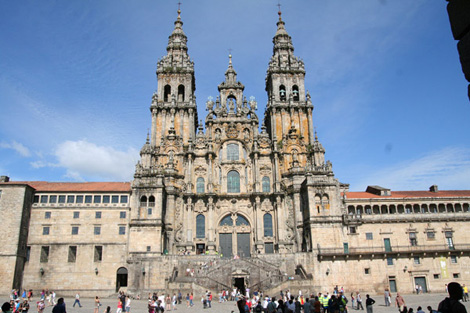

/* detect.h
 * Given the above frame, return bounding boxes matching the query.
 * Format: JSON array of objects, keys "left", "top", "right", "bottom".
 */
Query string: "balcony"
[{"left": 317, "top": 243, "right": 470, "bottom": 260}]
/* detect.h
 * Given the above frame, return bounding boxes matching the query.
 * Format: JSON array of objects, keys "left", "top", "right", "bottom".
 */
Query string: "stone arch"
[
  {"left": 293, "top": 85, "right": 299, "bottom": 101},
  {"left": 279, "top": 84, "right": 286, "bottom": 101},
  {"left": 178, "top": 84, "right": 185, "bottom": 102},
  {"left": 164, "top": 85, "right": 171, "bottom": 102}
]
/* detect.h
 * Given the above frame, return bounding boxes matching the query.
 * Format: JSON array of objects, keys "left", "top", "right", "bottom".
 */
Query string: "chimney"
[
  {"left": 0, "top": 176, "right": 10, "bottom": 183},
  {"left": 429, "top": 185, "right": 439, "bottom": 193}
]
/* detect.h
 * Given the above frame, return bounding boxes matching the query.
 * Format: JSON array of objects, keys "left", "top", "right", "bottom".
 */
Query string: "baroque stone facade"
[{"left": 1, "top": 10, "right": 470, "bottom": 296}]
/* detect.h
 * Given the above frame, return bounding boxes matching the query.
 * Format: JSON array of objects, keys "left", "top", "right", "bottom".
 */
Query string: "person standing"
[
  {"left": 356, "top": 293, "right": 364, "bottom": 310},
  {"left": 52, "top": 298, "right": 66, "bottom": 313},
  {"left": 395, "top": 293, "right": 405, "bottom": 313},
  {"left": 73, "top": 294, "right": 82, "bottom": 308},
  {"left": 125, "top": 297, "right": 131, "bottom": 313},
  {"left": 94, "top": 297, "right": 100, "bottom": 313},
  {"left": 384, "top": 289, "right": 390, "bottom": 307},
  {"left": 304, "top": 298, "right": 312, "bottom": 313},
  {"left": 463, "top": 284, "right": 468, "bottom": 302},
  {"left": 365, "top": 295, "right": 375, "bottom": 313},
  {"left": 438, "top": 282, "right": 467, "bottom": 313}
]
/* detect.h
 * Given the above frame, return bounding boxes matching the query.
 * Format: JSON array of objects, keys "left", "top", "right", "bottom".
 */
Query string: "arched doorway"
[
  {"left": 116, "top": 267, "right": 128, "bottom": 292},
  {"left": 218, "top": 214, "right": 251, "bottom": 258}
]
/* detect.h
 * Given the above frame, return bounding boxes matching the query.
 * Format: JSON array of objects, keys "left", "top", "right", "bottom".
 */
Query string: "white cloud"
[
  {"left": 54, "top": 140, "right": 139, "bottom": 181},
  {"left": 0, "top": 140, "right": 31, "bottom": 157},
  {"left": 355, "top": 147, "right": 470, "bottom": 191}
]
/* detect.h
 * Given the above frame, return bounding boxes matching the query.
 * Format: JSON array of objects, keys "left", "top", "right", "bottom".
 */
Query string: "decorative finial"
[
  {"left": 228, "top": 48, "right": 232, "bottom": 66},
  {"left": 177, "top": 1, "right": 181, "bottom": 18},
  {"left": 146, "top": 129, "right": 150, "bottom": 144},
  {"left": 314, "top": 127, "right": 318, "bottom": 141},
  {"left": 277, "top": 1, "right": 282, "bottom": 21}
]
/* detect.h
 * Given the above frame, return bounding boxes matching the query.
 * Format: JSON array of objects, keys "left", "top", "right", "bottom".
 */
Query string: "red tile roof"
[
  {"left": 0, "top": 181, "right": 131, "bottom": 192},
  {"left": 345, "top": 190, "right": 470, "bottom": 199}
]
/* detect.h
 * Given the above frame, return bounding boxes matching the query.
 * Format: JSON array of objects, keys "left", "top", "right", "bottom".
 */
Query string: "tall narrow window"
[
  {"left": 178, "top": 85, "right": 185, "bottom": 102},
  {"left": 94, "top": 246, "right": 103, "bottom": 262},
  {"left": 148, "top": 195, "right": 155, "bottom": 207},
  {"left": 227, "top": 144, "right": 239, "bottom": 161},
  {"left": 68, "top": 246, "right": 77, "bottom": 262},
  {"left": 164, "top": 85, "right": 171, "bottom": 102},
  {"left": 227, "top": 171, "right": 240, "bottom": 193},
  {"left": 446, "top": 231, "right": 454, "bottom": 250},
  {"left": 279, "top": 85, "right": 286, "bottom": 101},
  {"left": 263, "top": 213, "right": 273, "bottom": 237},
  {"left": 40, "top": 246, "right": 49, "bottom": 263},
  {"left": 196, "top": 214, "right": 205, "bottom": 239},
  {"left": 197, "top": 177, "right": 205, "bottom": 194},
  {"left": 409, "top": 232, "right": 417, "bottom": 246},
  {"left": 293, "top": 85, "right": 299, "bottom": 101},
  {"left": 140, "top": 195, "right": 147, "bottom": 207},
  {"left": 262, "top": 176, "right": 271, "bottom": 193}
]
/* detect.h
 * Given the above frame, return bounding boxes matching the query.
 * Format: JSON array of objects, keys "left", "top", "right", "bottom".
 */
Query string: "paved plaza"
[{"left": 3, "top": 292, "right": 470, "bottom": 313}]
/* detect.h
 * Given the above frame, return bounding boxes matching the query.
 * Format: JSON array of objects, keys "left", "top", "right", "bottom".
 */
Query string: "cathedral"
[{"left": 1, "top": 8, "right": 469, "bottom": 297}]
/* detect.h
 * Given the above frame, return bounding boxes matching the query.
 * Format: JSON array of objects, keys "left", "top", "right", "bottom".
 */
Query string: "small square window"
[
  {"left": 147, "top": 246, "right": 151, "bottom": 252},
  {"left": 426, "top": 231, "right": 435, "bottom": 240},
  {"left": 76, "top": 195, "right": 83, "bottom": 203},
  {"left": 364, "top": 268, "right": 370, "bottom": 274},
  {"left": 42, "top": 226, "right": 50, "bottom": 235},
  {"left": 45, "top": 212, "right": 51, "bottom": 219},
  {"left": 386, "top": 257, "right": 394, "bottom": 266},
  {"left": 119, "top": 226, "right": 126, "bottom": 235},
  {"left": 94, "top": 195, "right": 101, "bottom": 203},
  {"left": 94, "top": 226, "right": 101, "bottom": 235},
  {"left": 366, "top": 232, "right": 373, "bottom": 240},
  {"left": 103, "top": 195, "right": 110, "bottom": 203},
  {"left": 349, "top": 226, "right": 357, "bottom": 234},
  {"left": 26, "top": 246, "right": 31, "bottom": 262},
  {"left": 120, "top": 195, "right": 128, "bottom": 203},
  {"left": 33, "top": 195, "right": 39, "bottom": 203},
  {"left": 112, "top": 195, "right": 119, "bottom": 203},
  {"left": 453, "top": 273, "right": 460, "bottom": 278},
  {"left": 71, "top": 226, "right": 79, "bottom": 235},
  {"left": 148, "top": 208, "right": 153, "bottom": 215},
  {"left": 451, "top": 256, "right": 458, "bottom": 264},
  {"left": 58, "top": 195, "right": 66, "bottom": 203},
  {"left": 73, "top": 211, "right": 80, "bottom": 219},
  {"left": 120, "top": 211, "right": 126, "bottom": 219},
  {"left": 433, "top": 274, "right": 440, "bottom": 279},
  {"left": 85, "top": 195, "right": 92, "bottom": 203},
  {"left": 67, "top": 195, "right": 75, "bottom": 203},
  {"left": 49, "top": 195, "right": 57, "bottom": 203},
  {"left": 40, "top": 195, "right": 48, "bottom": 203},
  {"left": 414, "top": 256, "right": 420, "bottom": 264},
  {"left": 95, "top": 211, "right": 101, "bottom": 219}
]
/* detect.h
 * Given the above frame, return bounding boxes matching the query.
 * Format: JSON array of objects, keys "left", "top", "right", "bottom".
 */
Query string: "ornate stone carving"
[{"left": 226, "top": 123, "right": 238, "bottom": 138}]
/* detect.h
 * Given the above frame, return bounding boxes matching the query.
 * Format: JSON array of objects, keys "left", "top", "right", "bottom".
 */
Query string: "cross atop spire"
[
  {"left": 277, "top": 1, "right": 282, "bottom": 21},
  {"left": 177, "top": 1, "right": 182, "bottom": 18}
]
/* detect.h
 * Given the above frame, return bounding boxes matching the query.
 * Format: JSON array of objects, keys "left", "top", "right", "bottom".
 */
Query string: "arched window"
[
  {"left": 164, "top": 85, "right": 171, "bottom": 102},
  {"left": 279, "top": 85, "right": 286, "bottom": 101},
  {"left": 293, "top": 85, "right": 299, "bottom": 101},
  {"left": 236, "top": 214, "right": 249, "bottom": 226},
  {"left": 148, "top": 195, "right": 155, "bottom": 207},
  {"left": 178, "top": 85, "right": 185, "bottom": 102},
  {"left": 196, "top": 214, "right": 205, "bottom": 238},
  {"left": 322, "top": 195, "right": 330, "bottom": 210},
  {"left": 220, "top": 215, "right": 233, "bottom": 226},
  {"left": 227, "top": 143, "right": 239, "bottom": 161},
  {"left": 262, "top": 176, "right": 270, "bottom": 193},
  {"left": 227, "top": 171, "right": 240, "bottom": 193},
  {"left": 263, "top": 213, "right": 273, "bottom": 237},
  {"left": 196, "top": 177, "right": 205, "bottom": 194},
  {"left": 140, "top": 195, "right": 147, "bottom": 207}
]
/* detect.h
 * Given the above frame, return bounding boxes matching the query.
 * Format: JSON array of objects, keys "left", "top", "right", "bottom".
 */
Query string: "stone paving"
[{"left": 2, "top": 293, "right": 470, "bottom": 313}]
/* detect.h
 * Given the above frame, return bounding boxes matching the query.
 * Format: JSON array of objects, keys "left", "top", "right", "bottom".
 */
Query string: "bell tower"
[{"left": 264, "top": 9, "right": 315, "bottom": 175}]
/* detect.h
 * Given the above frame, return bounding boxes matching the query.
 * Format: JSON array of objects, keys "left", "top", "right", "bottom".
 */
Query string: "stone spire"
[{"left": 223, "top": 54, "right": 240, "bottom": 87}]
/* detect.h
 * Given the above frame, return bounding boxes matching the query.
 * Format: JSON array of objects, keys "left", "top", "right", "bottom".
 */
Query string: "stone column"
[
  {"left": 254, "top": 153, "right": 259, "bottom": 192},
  {"left": 166, "top": 193, "right": 176, "bottom": 253},
  {"left": 151, "top": 109, "right": 157, "bottom": 146},
  {"left": 186, "top": 198, "right": 193, "bottom": 244},
  {"left": 292, "top": 191, "right": 303, "bottom": 252},
  {"left": 161, "top": 110, "right": 167, "bottom": 140},
  {"left": 307, "top": 108, "right": 314, "bottom": 145}
]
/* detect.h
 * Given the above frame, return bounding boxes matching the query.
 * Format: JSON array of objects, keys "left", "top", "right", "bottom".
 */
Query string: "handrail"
[{"left": 317, "top": 243, "right": 469, "bottom": 256}]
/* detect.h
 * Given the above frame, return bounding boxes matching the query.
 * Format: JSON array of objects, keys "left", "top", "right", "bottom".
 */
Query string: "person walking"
[
  {"left": 73, "top": 294, "right": 82, "bottom": 308},
  {"left": 94, "top": 297, "right": 100, "bottom": 313},
  {"left": 365, "top": 295, "right": 375, "bottom": 313},
  {"left": 384, "top": 289, "right": 390, "bottom": 307},
  {"left": 395, "top": 293, "right": 405, "bottom": 313}
]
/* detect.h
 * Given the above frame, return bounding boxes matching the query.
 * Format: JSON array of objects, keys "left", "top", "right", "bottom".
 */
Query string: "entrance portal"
[
  {"left": 414, "top": 276, "right": 428, "bottom": 293},
  {"left": 116, "top": 267, "right": 128, "bottom": 292},
  {"left": 234, "top": 277, "right": 245, "bottom": 295},
  {"left": 237, "top": 233, "right": 251, "bottom": 258},
  {"left": 218, "top": 214, "right": 251, "bottom": 258},
  {"left": 220, "top": 233, "right": 232, "bottom": 258}
]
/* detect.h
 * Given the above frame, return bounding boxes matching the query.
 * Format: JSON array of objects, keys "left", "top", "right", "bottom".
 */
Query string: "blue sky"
[{"left": 1, "top": 1, "right": 469, "bottom": 191}]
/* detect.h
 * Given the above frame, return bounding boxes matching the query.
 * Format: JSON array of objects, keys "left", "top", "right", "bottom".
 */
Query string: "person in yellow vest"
[
  {"left": 321, "top": 294, "right": 330, "bottom": 313},
  {"left": 463, "top": 284, "right": 468, "bottom": 302}
]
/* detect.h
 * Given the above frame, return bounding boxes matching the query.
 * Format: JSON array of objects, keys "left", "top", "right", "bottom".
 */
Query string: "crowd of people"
[{"left": 1, "top": 282, "right": 468, "bottom": 313}]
